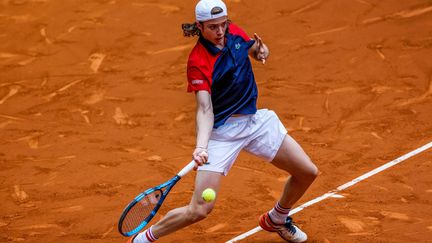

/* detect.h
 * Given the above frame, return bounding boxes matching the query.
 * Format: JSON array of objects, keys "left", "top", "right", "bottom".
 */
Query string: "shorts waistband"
[
  {"left": 218, "top": 109, "right": 269, "bottom": 127},
  {"left": 224, "top": 114, "right": 254, "bottom": 125},
  {"left": 224, "top": 114, "right": 256, "bottom": 126}
]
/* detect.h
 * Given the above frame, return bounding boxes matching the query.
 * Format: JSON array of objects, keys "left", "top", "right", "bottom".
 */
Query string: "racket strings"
[{"left": 121, "top": 190, "right": 163, "bottom": 233}]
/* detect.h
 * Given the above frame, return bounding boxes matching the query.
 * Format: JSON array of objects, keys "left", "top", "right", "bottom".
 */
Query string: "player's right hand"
[{"left": 192, "top": 147, "right": 208, "bottom": 170}]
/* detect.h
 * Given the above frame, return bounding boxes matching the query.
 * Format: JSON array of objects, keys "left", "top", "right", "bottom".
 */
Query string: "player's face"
[{"left": 198, "top": 16, "right": 228, "bottom": 47}]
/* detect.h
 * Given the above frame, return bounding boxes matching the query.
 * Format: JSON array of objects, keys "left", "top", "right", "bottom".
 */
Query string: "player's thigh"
[
  {"left": 271, "top": 135, "right": 318, "bottom": 177},
  {"left": 190, "top": 170, "right": 223, "bottom": 212}
]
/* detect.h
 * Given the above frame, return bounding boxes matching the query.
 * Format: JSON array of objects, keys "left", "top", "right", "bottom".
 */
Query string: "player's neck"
[{"left": 215, "top": 43, "right": 224, "bottom": 49}]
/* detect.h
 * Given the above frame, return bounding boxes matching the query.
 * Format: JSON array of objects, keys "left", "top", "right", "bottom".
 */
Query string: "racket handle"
[{"left": 177, "top": 160, "right": 196, "bottom": 178}]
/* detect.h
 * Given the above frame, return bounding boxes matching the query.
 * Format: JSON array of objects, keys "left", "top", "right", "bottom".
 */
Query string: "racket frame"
[{"left": 118, "top": 161, "right": 195, "bottom": 237}]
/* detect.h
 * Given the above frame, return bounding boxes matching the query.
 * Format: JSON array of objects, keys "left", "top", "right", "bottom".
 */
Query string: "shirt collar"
[{"left": 199, "top": 34, "right": 232, "bottom": 56}]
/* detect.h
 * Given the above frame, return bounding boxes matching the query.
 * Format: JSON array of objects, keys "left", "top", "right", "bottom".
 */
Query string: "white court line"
[{"left": 226, "top": 141, "right": 432, "bottom": 242}]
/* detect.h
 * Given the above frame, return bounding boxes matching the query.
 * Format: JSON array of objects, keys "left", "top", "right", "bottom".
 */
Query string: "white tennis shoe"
[{"left": 259, "top": 212, "right": 307, "bottom": 242}]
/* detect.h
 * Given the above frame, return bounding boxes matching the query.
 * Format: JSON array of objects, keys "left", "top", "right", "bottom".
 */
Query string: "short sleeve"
[{"left": 187, "top": 61, "right": 211, "bottom": 93}]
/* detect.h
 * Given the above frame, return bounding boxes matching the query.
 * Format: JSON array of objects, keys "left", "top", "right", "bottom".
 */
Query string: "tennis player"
[{"left": 129, "top": 0, "right": 318, "bottom": 242}]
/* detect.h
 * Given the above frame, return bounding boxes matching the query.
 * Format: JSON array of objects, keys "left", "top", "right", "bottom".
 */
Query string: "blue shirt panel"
[{"left": 199, "top": 33, "right": 258, "bottom": 128}]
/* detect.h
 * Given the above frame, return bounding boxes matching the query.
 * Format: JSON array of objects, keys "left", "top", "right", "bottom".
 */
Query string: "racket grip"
[{"left": 177, "top": 160, "right": 196, "bottom": 178}]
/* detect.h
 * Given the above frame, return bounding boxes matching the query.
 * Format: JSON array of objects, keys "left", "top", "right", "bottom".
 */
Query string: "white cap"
[{"left": 195, "top": 0, "right": 228, "bottom": 22}]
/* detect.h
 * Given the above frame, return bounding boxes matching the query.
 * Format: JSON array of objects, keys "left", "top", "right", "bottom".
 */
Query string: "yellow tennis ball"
[{"left": 202, "top": 188, "right": 216, "bottom": 202}]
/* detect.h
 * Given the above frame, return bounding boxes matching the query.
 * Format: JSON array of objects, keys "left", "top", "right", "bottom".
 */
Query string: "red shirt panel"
[{"left": 186, "top": 23, "right": 251, "bottom": 93}]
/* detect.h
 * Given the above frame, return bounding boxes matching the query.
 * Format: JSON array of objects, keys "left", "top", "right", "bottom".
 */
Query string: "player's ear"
[{"left": 196, "top": 21, "right": 204, "bottom": 32}]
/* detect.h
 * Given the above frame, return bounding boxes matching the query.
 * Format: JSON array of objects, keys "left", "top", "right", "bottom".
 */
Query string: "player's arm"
[
  {"left": 249, "top": 33, "right": 269, "bottom": 64},
  {"left": 193, "top": 90, "right": 214, "bottom": 168}
]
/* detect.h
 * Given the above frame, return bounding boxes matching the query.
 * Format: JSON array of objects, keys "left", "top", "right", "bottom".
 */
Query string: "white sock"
[
  {"left": 133, "top": 226, "right": 158, "bottom": 243},
  {"left": 268, "top": 202, "right": 290, "bottom": 225}
]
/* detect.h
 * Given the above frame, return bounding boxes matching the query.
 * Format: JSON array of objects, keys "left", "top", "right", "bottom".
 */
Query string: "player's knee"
[
  {"left": 302, "top": 161, "right": 319, "bottom": 182},
  {"left": 187, "top": 204, "right": 213, "bottom": 222},
  {"left": 289, "top": 159, "right": 318, "bottom": 183}
]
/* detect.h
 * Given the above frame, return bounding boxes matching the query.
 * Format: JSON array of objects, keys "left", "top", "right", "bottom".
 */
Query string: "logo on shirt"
[
  {"left": 235, "top": 43, "right": 241, "bottom": 50},
  {"left": 192, "top": 80, "right": 204, "bottom": 85}
]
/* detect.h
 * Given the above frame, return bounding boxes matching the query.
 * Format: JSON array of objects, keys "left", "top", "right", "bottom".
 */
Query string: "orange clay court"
[{"left": 1, "top": 0, "right": 432, "bottom": 242}]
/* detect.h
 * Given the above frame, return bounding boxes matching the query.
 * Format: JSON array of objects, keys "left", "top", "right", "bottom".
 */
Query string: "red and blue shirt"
[{"left": 187, "top": 23, "right": 257, "bottom": 128}]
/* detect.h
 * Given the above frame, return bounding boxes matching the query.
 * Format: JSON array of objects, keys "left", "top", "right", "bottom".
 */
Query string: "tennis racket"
[{"left": 118, "top": 160, "right": 196, "bottom": 237}]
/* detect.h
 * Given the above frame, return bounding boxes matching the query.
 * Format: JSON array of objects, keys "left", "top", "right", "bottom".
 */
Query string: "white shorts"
[{"left": 198, "top": 109, "right": 287, "bottom": 176}]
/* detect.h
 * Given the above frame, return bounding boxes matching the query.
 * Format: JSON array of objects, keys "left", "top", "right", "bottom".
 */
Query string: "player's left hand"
[{"left": 254, "top": 33, "right": 268, "bottom": 64}]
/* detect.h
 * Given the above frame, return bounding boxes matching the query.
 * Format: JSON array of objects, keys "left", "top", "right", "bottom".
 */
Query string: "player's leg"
[
  {"left": 131, "top": 116, "right": 248, "bottom": 242},
  {"left": 132, "top": 170, "right": 223, "bottom": 243},
  {"left": 243, "top": 109, "right": 318, "bottom": 242},
  {"left": 259, "top": 134, "right": 318, "bottom": 243},
  {"left": 245, "top": 110, "right": 318, "bottom": 211},
  {"left": 152, "top": 170, "right": 223, "bottom": 236},
  {"left": 243, "top": 110, "right": 319, "bottom": 207},
  {"left": 271, "top": 134, "right": 318, "bottom": 209}
]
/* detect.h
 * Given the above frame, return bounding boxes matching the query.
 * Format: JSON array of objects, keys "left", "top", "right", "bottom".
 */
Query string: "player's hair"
[
  {"left": 182, "top": 22, "right": 201, "bottom": 37},
  {"left": 181, "top": 20, "right": 231, "bottom": 37}
]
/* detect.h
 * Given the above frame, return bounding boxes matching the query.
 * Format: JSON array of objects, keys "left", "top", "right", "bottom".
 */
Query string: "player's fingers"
[
  {"left": 192, "top": 147, "right": 208, "bottom": 166},
  {"left": 195, "top": 157, "right": 204, "bottom": 165},
  {"left": 253, "top": 33, "right": 261, "bottom": 41},
  {"left": 254, "top": 33, "right": 264, "bottom": 45},
  {"left": 258, "top": 38, "right": 264, "bottom": 48},
  {"left": 192, "top": 153, "right": 204, "bottom": 165},
  {"left": 199, "top": 151, "right": 209, "bottom": 163},
  {"left": 254, "top": 33, "right": 266, "bottom": 64},
  {"left": 254, "top": 34, "right": 263, "bottom": 50}
]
